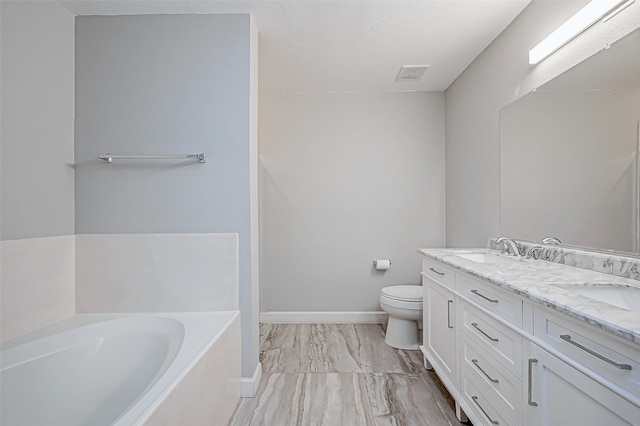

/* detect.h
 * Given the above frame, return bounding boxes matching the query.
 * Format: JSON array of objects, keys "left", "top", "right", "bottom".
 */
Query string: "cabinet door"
[
  {"left": 425, "top": 277, "right": 457, "bottom": 389},
  {"left": 525, "top": 343, "right": 640, "bottom": 426}
]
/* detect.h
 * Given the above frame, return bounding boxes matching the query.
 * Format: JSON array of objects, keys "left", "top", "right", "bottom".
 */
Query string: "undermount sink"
[
  {"left": 454, "top": 252, "right": 504, "bottom": 264},
  {"left": 553, "top": 285, "right": 640, "bottom": 313}
]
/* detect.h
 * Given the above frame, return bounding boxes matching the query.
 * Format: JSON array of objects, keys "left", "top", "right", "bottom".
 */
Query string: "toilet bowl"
[{"left": 379, "top": 285, "right": 423, "bottom": 350}]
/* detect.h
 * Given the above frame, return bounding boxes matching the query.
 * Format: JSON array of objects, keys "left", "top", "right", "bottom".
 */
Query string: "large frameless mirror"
[{"left": 500, "top": 28, "right": 640, "bottom": 255}]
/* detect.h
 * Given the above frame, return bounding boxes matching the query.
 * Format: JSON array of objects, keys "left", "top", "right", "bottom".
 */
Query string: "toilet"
[{"left": 379, "top": 285, "right": 423, "bottom": 350}]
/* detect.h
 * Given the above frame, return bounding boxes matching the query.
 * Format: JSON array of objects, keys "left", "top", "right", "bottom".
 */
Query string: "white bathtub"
[{"left": 0, "top": 311, "right": 240, "bottom": 426}]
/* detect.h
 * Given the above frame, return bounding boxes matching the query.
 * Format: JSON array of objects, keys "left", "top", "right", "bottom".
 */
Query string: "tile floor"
[{"left": 229, "top": 323, "right": 467, "bottom": 426}]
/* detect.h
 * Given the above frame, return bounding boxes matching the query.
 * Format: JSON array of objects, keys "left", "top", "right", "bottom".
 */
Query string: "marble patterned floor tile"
[
  {"left": 354, "top": 324, "right": 425, "bottom": 375},
  {"left": 260, "top": 324, "right": 313, "bottom": 373},
  {"left": 364, "top": 373, "right": 456, "bottom": 426},
  {"left": 301, "top": 373, "right": 375, "bottom": 425},
  {"left": 248, "top": 324, "right": 464, "bottom": 426},
  {"left": 228, "top": 373, "right": 306, "bottom": 426},
  {"left": 259, "top": 322, "right": 275, "bottom": 349},
  {"left": 309, "top": 324, "right": 362, "bottom": 373},
  {"left": 400, "top": 349, "right": 462, "bottom": 424},
  {"left": 420, "top": 369, "right": 461, "bottom": 425}
]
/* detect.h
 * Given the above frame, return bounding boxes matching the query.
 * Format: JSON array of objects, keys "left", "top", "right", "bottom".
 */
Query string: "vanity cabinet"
[
  {"left": 526, "top": 343, "right": 639, "bottom": 425},
  {"left": 420, "top": 254, "right": 640, "bottom": 426},
  {"left": 422, "top": 259, "right": 458, "bottom": 393},
  {"left": 533, "top": 306, "right": 640, "bottom": 397}
]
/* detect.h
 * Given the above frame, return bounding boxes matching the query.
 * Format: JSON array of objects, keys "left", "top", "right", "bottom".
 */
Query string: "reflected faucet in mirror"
[
  {"left": 496, "top": 237, "right": 522, "bottom": 256},
  {"left": 526, "top": 246, "right": 544, "bottom": 259},
  {"left": 542, "top": 237, "right": 562, "bottom": 245}
]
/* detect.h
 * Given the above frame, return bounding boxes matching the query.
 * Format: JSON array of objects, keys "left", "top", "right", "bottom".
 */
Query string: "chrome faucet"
[
  {"left": 541, "top": 237, "right": 562, "bottom": 245},
  {"left": 495, "top": 237, "right": 522, "bottom": 256},
  {"left": 526, "top": 246, "right": 544, "bottom": 260}
]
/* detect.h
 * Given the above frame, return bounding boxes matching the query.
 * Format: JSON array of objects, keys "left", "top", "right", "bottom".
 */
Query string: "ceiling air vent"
[{"left": 395, "top": 65, "right": 429, "bottom": 82}]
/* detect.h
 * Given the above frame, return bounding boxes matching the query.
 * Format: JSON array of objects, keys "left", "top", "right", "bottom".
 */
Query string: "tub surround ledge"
[{"left": 0, "top": 235, "right": 76, "bottom": 342}]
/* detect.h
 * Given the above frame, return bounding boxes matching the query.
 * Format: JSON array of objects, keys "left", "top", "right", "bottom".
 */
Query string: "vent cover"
[{"left": 395, "top": 65, "right": 429, "bottom": 81}]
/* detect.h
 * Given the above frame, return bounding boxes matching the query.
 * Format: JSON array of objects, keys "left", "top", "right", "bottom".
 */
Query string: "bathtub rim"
[{"left": 0, "top": 311, "right": 240, "bottom": 426}]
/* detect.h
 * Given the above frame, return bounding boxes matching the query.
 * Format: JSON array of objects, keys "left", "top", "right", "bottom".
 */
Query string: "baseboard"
[
  {"left": 240, "top": 362, "right": 262, "bottom": 398},
  {"left": 259, "top": 311, "right": 388, "bottom": 324}
]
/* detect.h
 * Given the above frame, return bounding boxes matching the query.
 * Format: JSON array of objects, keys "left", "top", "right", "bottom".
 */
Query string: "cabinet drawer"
[
  {"left": 461, "top": 366, "right": 516, "bottom": 426},
  {"left": 533, "top": 306, "right": 640, "bottom": 398},
  {"left": 458, "top": 274, "right": 523, "bottom": 328},
  {"left": 422, "top": 257, "right": 455, "bottom": 288},
  {"left": 462, "top": 301, "right": 523, "bottom": 379},
  {"left": 462, "top": 337, "right": 522, "bottom": 420}
]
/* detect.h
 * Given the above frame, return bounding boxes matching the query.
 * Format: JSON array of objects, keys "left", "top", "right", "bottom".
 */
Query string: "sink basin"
[
  {"left": 553, "top": 285, "right": 640, "bottom": 312},
  {"left": 454, "top": 253, "right": 504, "bottom": 264}
]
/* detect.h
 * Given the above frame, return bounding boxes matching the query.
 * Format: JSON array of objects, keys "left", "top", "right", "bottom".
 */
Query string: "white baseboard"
[
  {"left": 259, "top": 311, "right": 388, "bottom": 324},
  {"left": 240, "top": 362, "right": 262, "bottom": 398}
]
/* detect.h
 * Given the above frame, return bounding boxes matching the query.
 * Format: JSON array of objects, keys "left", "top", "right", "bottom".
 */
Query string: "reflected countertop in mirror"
[{"left": 499, "top": 28, "right": 640, "bottom": 256}]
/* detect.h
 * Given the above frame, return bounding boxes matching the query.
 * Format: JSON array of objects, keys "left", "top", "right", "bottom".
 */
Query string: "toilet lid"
[{"left": 381, "top": 285, "right": 423, "bottom": 302}]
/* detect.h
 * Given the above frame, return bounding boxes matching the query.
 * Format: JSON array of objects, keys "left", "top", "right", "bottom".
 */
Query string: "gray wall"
[
  {"left": 259, "top": 92, "right": 445, "bottom": 312},
  {"left": 1, "top": 0, "right": 75, "bottom": 240},
  {"left": 74, "top": 14, "right": 259, "bottom": 377},
  {"left": 445, "top": 0, "right": 640, "bottom": 248},
  {"left": 0, "top": 0, "right": 76, "bottom": 341}
]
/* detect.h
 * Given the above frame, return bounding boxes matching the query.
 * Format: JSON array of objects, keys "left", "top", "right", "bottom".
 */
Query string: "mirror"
[{"left": 500, "top": 28, "right": 640, "bottom": 255}]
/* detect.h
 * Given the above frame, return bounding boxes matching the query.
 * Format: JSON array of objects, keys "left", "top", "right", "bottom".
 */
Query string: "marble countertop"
[{"left": 418, "top": 248, "right": 640, "bottom": 345}]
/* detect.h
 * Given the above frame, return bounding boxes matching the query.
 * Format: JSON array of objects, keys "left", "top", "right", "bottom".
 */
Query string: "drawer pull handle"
[
  {"left": 471, "top": 322, "right": 499, "bottom": 342},
  {"left": 560, "top": 335, "right": 632, "bottom": 370},
  {"left": 447, "top": 300, "right": 454, "bottom": 328},
  {"left": 471, "top": 289, "right": 499, "bottom": 303},
  {"left": 429, "top": 267, "right": 445, "bottom": 276},
  {"left": 528, "top": 358, "right": 538, "bottom": 407},
  {"left": 471, "top": 396, "right": 499, "bottom": 425},
  {"left": 472, "top": 359, "right": 499, "bottom": 383}
]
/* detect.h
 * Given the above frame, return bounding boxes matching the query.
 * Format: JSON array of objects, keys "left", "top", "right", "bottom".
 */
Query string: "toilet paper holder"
[{"left": 373, "top": 259, "right": 391, "bottom": 269}]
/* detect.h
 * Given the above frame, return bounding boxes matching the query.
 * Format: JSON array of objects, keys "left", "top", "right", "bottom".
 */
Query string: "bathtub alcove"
[{"left": 0, "top": 311, "right": 240, "bottom": 426}]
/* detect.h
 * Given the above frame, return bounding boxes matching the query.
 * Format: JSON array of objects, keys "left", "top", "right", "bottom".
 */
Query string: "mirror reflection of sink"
[
  {"left": 454, "top": 253, "right": 504, "bottom": 264},
  {"left": 553, "top": 285, "right": 640, "bottom": 312}
]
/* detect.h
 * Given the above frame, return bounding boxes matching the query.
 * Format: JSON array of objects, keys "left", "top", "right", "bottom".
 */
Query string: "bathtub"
[{"left": 0, "top": 311, "right": 240, "bottom": 426}]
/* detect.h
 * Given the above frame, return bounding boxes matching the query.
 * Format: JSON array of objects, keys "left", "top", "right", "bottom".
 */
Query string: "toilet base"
[{"left": 384, "top": 316, "right": 420, "bottom": 350}]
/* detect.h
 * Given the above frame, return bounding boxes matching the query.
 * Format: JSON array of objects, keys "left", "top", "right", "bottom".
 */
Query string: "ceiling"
[{"left": 59, "top": 0, "right": 531, "bottom": 94}]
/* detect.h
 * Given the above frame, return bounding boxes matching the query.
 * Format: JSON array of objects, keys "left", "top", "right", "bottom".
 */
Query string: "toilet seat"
[
  {"left": 380, "top": 285, "right": 423, "bottom": 302},
  {"left": 380, "top": 285, "right": 423, "bottom": 310}
]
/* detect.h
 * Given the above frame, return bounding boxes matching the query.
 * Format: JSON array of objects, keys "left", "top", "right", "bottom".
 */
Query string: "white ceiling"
[{"left": 59, "top": 0, "right": 531, "bottom": 93}]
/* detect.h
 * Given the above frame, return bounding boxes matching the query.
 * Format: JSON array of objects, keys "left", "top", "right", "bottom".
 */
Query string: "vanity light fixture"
[{"left": 528, "top": 0, "right": 634, "bottom": 65}]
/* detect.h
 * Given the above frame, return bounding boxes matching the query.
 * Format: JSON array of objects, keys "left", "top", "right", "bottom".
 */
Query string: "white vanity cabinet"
[
  {"left": 419, "top": 253, "right": 640, "bottom": 426},
  {"left": 421, "top": 257, "right": 526, "bottom": 425},
  {"left": 526, "top": 305, "right": 640, "bottom": 425},
  {"left": 526, "top": 343, "right": 639, "bottom": 426},
  {"left": 422, "top": 258, "right": 458, "bottom": 394}
]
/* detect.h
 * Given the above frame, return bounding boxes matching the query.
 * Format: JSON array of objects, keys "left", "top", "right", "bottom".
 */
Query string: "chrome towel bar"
[{"left": 98, "top": 153, "right": 206, "bottom": 163}]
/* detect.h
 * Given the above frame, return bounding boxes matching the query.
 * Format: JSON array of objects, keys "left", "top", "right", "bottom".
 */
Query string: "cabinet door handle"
[
  {"left": 528, "top": 358, "right": 538, "bottom": 407},
  {"left": 429, "top": 267, "right": 445, "bottom": 276},
  {"left": 560, "top": 335, "right": 632, "bottom": 370},
  {"left": 447, "top": 300, "right": 454, "bottom": 329},
  {"left": 471, "top": 396, "right": 499, "bottom": 425},
  {"left": 470, "top": 289, "right": 499, "bottom": 303},
  {"left": 471, "top": 322, "right": 499, "bottom": 342},
  {"left": 472, "top": 359, "right": 499, "bottom": 383}
]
